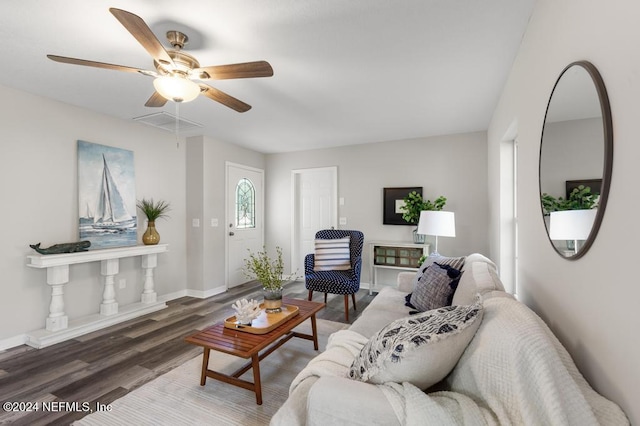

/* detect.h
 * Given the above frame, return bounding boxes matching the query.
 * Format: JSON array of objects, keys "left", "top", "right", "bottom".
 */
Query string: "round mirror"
[{"left": 539, "top": 61, "right": 613, "bottom": 260}]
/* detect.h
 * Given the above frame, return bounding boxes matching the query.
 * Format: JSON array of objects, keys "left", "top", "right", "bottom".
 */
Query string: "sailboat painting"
[{"left": 78, "top": 140, "right": 137, "bottom": 249}]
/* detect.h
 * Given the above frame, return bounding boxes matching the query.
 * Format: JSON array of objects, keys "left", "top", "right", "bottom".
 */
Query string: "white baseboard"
[
  {"left": 0, "top": 334, "right": 27, "bottom": 352},
  {"left": 158, "top": 286, "right": 226, "bottom": 302},
  {"left": 157, "top": 289, "right": 188, "bottom": 302},
  {"left": 158, "top": 287, "right": 227, "bottom": 300},
  {"left": 186, "top": 287, "right": 226, "bottom": 299}
]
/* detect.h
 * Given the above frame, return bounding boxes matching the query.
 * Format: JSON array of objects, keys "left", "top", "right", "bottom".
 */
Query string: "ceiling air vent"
[{"left": 133, "top": 111, "right": 203, "bottom": 134}]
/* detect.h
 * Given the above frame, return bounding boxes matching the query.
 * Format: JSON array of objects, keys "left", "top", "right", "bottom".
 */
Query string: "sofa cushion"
[
  {"left": 461, "top": 252, "right": 496, "bottom": 271},
  {"left": 349, "top": 287, "right": 412, "bottom": 339},
  {"left": 408, "top": 262, "right": 462, "bottom": 312},
  {"left": 411, "top": 254, "right": 466, "bottom": 291},
  {"left": 349, "top": 295, "right": 483, "bottom": 390},
  {"left": 350, "top": 308, "right": 410, "bottom": 339},
  {"left": 396, "top": 271, "right": 416, "bottom": 293},
  {"left": 452, "top": 260, "right": 505, "bottom": 306},
  {"left": 313, "top": 236, "right": 351, "bottom": 271}
]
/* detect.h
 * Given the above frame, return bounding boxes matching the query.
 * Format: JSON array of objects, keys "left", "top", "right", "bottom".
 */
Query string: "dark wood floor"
[{"left": 0, "top": 281, "right": 375, "bottom": 426}]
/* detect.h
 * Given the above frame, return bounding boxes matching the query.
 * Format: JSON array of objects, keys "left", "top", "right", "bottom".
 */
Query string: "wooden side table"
[{"left": 184, "top": 298, "right": 325, "bottom": 405}]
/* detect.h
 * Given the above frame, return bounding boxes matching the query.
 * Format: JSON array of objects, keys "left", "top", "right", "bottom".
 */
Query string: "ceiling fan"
[{"left": 47, "top": 8, "right": 273, "bottom": 112}]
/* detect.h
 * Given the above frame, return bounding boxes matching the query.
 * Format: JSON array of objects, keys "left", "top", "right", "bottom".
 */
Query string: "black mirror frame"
[{"left": 539, "top": 60, "right": 613, "bottom": 260}]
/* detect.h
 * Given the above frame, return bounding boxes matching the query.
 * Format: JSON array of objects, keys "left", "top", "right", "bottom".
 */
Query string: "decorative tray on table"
[{"left": 223, "top": 304, "right": 299, "bottom": 334}]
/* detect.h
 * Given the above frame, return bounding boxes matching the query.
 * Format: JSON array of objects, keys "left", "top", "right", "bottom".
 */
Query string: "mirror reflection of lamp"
[
  {"left": 549, "top": 209, "right": 597, "bottom": 255},
  {"left": 417, "top": 211, "right": 455, "bottom": 255}
]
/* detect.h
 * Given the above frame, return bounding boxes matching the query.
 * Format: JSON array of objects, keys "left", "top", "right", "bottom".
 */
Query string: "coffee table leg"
[
  {"left": 251, "top": 353, "right": 263, "bottom": 405},
  {"left": 200, "top": 348, "right": 210, "bottom": 386},
  {"left": 311, "top": 314, "right": 319, "bottom": 350}
]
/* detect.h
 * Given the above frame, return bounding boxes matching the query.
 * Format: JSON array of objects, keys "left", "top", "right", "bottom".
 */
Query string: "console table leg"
[
  {"left": 370, "top": 265, "right": 377, "bottom": 296},
  {"left": 46, "top": 265, "right": 69, "bottom": 331},
  {"left": 100, "top": 259, "right": 119, "bottom": 316},
  {"left": 141, "top": 253, "right": 158, "bottom": 303}
]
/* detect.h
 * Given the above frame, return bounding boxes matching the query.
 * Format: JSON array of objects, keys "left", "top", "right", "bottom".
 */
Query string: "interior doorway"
[{"left": 291, "top": 167, "right": 338, "bottom": 273}]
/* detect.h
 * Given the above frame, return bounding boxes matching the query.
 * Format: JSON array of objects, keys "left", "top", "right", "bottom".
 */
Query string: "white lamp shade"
[
  {"left": 417, "top": 210, "right": 456, "bottom": 237},
  {"left": 549, "top": 209, "right": 597, "bottom": 240},
  {"left": 153, "top": 75, "right": 200, "bottom": 103}
]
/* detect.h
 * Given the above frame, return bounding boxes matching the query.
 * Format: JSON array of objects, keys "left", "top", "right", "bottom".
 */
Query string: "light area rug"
[{"left": 74, "top": 318, "right": 348, "bottom": 426}]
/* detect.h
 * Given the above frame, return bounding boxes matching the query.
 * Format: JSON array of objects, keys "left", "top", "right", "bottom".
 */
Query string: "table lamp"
[
  {"left": 417, "top": 211, "right": 456, "bottom": 255},
  {"left": 549, "top": 209, "right": 597, "bottom": 254}
]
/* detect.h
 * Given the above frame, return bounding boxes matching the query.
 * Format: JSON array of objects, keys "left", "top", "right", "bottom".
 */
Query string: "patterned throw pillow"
[
  {"left": 313, "top": 236, "right": 351, "bottom": 271},
  {"left": 409, "top": 262, "right": 462, "bottom": 312},
  {"left": 410, "top": 254, "right": 466, "bottom": 290},
  {"left": 349, "top": 295, "right": 483, "bottom": 389}
]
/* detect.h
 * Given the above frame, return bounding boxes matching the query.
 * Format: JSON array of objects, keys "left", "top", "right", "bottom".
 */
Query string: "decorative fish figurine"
[{"left": 30, "top": 241, "right": 91, "bottom": 255}]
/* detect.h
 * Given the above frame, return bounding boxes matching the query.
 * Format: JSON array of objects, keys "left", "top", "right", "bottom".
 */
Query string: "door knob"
[{"left": 229, "top": 231, "right": 235, "bottom": 236}]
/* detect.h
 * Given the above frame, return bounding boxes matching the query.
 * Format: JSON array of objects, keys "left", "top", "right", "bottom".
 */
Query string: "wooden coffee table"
[{"left": 184, "top": 298, "right": 325, "bottom": 405}]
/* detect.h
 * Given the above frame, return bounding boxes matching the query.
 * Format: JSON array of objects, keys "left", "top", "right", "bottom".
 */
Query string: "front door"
[{"left": 226, "top": 162, "right": 264, "bottom": 288}]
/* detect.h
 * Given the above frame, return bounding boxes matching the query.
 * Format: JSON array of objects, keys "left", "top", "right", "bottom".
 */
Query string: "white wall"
[
  {"left": 540, "top": 118, "right": 603, "bottom": 198},
  {"left": 185, "top": 135, "right": 265, "bottom": 296},
  {"left": 0, "top": 84, "right": 188, "bottom": 345},
  {"left": 265, "top": 132, "right": 489, "bottom": 284},
  {"left": 488, "top": 0, "right": 640, "bottom": 422}
]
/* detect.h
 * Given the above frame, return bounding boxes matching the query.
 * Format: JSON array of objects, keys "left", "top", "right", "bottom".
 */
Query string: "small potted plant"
[
  {"left": 400, "top": 191, "right": 447, "bottom": 243},
  {"left": 136, "top": 198, "right": 171, "bottom": 245},
  {"left": 243, "top": 246, "right": 298, "bottom": 313},
  {"left": 541, "top": 185, "right": 598, "bottom": 215}
]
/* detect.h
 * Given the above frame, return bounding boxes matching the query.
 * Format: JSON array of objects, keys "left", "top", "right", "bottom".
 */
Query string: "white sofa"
[{"left": 271, "top": 253, "right": 629, "bottom": 425}]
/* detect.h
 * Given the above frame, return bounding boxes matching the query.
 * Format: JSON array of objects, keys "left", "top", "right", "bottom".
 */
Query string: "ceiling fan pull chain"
[{"left": 175, "top": 102, "right": 180, "bottom": 149}]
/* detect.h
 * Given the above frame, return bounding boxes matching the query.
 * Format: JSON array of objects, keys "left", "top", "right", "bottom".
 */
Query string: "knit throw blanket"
[{"left": 271, "top": 297, "right": 629, "bottom": 426}]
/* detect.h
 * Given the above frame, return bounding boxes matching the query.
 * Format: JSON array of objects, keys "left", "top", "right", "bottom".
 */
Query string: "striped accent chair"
[{"left": 305, "top": 230, "right": 364, "bottom": 321}]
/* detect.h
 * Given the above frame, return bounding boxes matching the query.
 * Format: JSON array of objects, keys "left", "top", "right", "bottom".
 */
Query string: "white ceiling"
[{"left": 0, "top": 0, "right": 535, "bottom": 154}]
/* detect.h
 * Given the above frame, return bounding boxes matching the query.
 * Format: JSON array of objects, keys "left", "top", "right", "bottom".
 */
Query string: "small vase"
[
  {"left": 142, "top": 221, "right": 160, "bottom": 245},
  {"left": 413, "top": 228, "right": 425, "bottom": 244},
  {"left": 263, "top": 287, "right": 283, "bottom": 313}
]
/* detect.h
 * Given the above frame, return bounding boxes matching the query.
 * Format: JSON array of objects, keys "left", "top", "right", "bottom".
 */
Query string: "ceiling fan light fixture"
[{"left": 153, "top": 75, "right": 200, "bottom": 103}]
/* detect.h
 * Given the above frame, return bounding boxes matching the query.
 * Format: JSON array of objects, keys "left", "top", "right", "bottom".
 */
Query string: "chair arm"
[
  {"left": 305, "top": 253, "right": 315, "bottom": 275},
  {"left": 352, "top": 256, "right": 362, "bottom": 278}
]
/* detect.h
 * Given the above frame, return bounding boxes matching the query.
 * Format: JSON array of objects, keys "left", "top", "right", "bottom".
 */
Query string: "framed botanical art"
[
  {"left": 565, "top": 179, "right": 602, "bottom": 198},
  {"left": 383, "top": 187, "right": 422, "bottom": 225}
]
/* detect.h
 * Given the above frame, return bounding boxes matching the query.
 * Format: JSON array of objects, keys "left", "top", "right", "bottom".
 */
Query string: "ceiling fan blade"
[
  {"left": 109, "top": 8, "right": 175, "bottom": 68},
  {"left": 145, "top": 91, "right": 168, "bottom": 107},
  {"left": 195, "top": 61, "right": 274, "bottom": 80},
  {"left": 46, "top": 55, "right": 154, "bottom": 75},
  {"left": 199, "top": 84, "right": 251, "bottom": 112}
]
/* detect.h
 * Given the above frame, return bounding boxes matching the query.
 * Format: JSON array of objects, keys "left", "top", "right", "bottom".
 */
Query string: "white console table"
[
  {"left": 369, "top": 241, "right": 429, "bottom": 294},
  {"left": 25, "top": 244, "right": 169, "bottom": 348}
]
